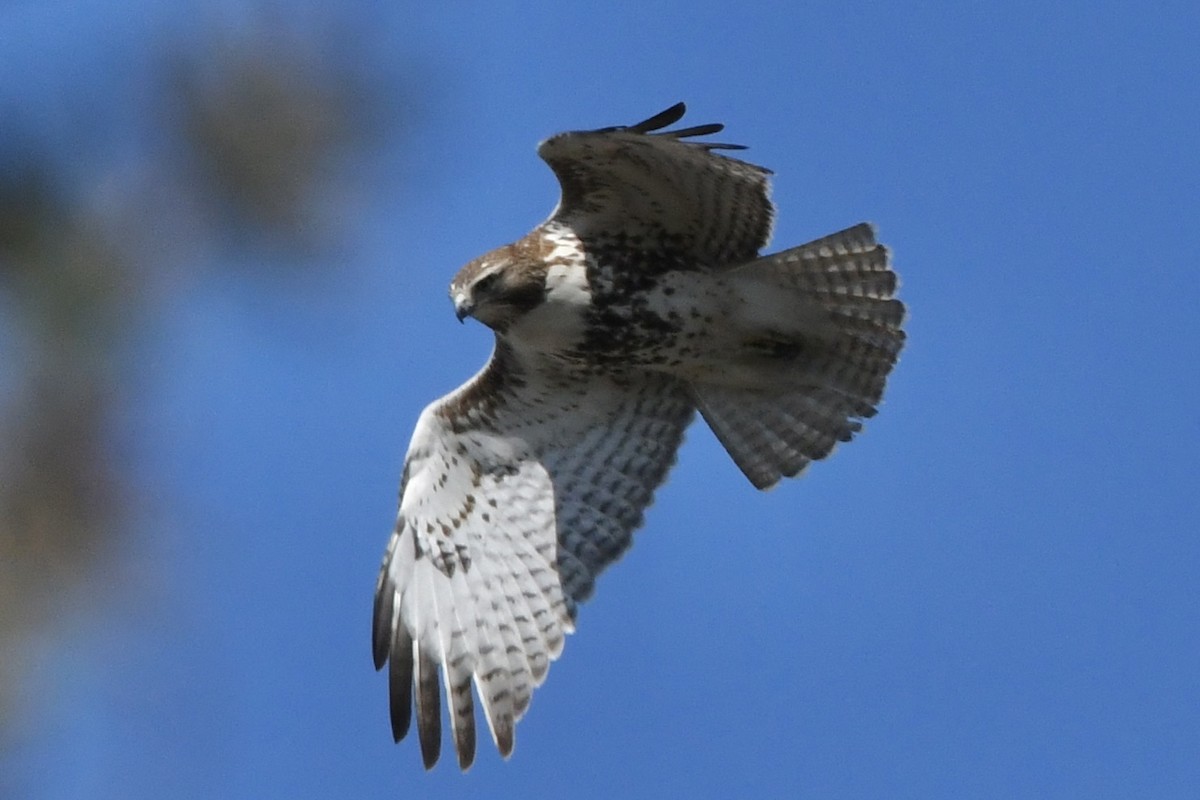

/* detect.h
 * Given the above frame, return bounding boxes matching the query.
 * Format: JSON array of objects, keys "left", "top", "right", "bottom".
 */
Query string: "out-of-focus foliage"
[
  {"left": 174, "top": 50, "right": 361, "bottom": 236},
  {"left": 0, "top": 161, "right": 132, "bottom": 728},
  {"left": 165, "top": 29, "right": 393, "bottom": 251},
  {"left": 0, "top": 10, "right": 413, "bottom": 741}
]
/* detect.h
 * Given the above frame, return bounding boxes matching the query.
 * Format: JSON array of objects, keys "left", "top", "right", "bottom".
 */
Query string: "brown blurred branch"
[
  {"left": 0, "top": 13, "right": 418, "bottom": 741},
  {"left": 0, "top": 162, "right": 132, "bottom": 733}
]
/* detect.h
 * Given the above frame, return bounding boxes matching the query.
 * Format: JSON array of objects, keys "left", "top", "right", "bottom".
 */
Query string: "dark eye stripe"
[
  {"left": 501, "top": 283, "right": 545, "bottom": 314},
  {"left": 475, "top": 272, "right": 501, "bottom": 292}
]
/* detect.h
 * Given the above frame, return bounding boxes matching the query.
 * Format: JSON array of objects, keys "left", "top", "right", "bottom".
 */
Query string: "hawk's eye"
[{"left": 474, "top": 272, "right": 501, "bottom": 295}]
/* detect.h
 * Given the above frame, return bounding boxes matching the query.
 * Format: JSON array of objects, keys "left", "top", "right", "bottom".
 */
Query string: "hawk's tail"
[{"left": 692, "top": 223, "right": 906, "bottom": 489}]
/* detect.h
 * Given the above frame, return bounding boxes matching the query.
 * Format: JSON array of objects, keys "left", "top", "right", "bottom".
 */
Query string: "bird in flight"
[{"left": 372, "top": 103, "right": 905, "bottom": 770}]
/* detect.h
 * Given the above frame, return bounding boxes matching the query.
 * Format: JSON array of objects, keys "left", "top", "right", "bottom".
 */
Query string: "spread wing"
[
  {"left": 537, "top": 102, "right": 774, "bottom": 266},
  {"left": 372, "top": 344, "right": 694, "bottom": 770}
]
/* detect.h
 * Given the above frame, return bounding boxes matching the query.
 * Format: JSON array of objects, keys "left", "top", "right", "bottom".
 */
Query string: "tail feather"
[{"left": 696, "top": 223, "right": 905, "bottom": 489}]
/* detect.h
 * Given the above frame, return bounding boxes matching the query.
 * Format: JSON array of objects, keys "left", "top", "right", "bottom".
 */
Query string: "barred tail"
[{"left": 694, "top": 223, "right": 906, "bottom": 489}]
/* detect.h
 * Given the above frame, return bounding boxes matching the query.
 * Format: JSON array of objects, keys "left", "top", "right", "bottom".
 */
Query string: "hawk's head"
[{"left": 449, "top": 238, "right": 551, "bottom": 332}]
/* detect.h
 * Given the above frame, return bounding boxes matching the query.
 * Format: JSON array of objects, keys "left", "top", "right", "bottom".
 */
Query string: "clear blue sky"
[{"left": 4, "top": 1, "right": 1199, "bottom": 797}]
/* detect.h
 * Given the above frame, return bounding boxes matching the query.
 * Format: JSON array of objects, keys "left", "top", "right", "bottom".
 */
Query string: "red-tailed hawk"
[{"left": 373, "top": 103, "right": 905, "bottom": 770}]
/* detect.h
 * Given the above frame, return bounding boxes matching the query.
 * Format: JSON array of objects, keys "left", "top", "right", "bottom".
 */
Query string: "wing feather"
[
  {"left": 386, "top": 626, "right": 413, "bottom": 741},
  {"left": 414, "top": 645, "right": 441, "bottom": 769},
  {"left": 487, "top": 523, "right": 554, "bottom": 689},
  {"left": 740, "top": 223, "right": 907, "bottom": 349},
  {"left": 482, "top": 551, "right": 535, "bottom": 716},
  {"left": 504, "top": 515, "right": 572, "bottom": 660},
  {"left": 689, "top": 223, "right": 905, "bottom": 488},
  {"left": 464, "top": 554, "right": 515, "bottom": 758},
  {"left": 374, "top": 345, "right": 693, "bottom": 769},
  {"left": 442, "top": 566, "right": 477, "bottom": 770},
  {"left": 372, "top": 534, "right": 400, "bottom": 670},
  {"left": 695, "top": 387, "right": 865, "bottom": 490},
  {"left": 624, "top": 102, "right": 686, "bottom": 133},
  {"left": 537, "top": 102, "right": 773, "bottom": 266}
]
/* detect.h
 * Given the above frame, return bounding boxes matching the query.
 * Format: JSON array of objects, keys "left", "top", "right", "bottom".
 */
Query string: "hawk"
[{"left": 373, "top": 103, "right": 905, "bottom": 770}]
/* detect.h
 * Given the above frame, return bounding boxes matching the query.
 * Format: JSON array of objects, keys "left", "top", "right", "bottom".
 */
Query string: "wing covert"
[{"left": 373, "top": 345, "right": 694, "bottom": 769}]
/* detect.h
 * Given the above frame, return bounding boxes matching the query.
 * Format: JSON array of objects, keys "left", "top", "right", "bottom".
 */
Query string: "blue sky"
[{"left": 3, "top": 1, "right": 1199, "bottom": 797}]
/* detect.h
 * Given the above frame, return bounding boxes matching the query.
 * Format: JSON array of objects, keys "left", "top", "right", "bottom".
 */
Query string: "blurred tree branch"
[
  {"left": 0, "top": 156, "right": 131, "bottom": 732},
  {"left": 0, "top": 9, "right": 417, "bottom": 741}
]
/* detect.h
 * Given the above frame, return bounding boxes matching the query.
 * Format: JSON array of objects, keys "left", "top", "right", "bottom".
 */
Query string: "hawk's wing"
[
  {"left": 537, "top": 102, "right": 774, "bottom": 266},
  {"left": 372, "top": 345, "right": 694, "bottom": 770}
]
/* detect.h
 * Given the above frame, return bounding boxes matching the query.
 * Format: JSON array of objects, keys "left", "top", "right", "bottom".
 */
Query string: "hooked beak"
[{"left": 453, "top": 292, "right": 474, "bottom": 323}]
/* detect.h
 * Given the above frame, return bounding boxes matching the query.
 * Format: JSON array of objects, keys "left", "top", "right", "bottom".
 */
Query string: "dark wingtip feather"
[
  {"left": 387, "top": 630, "right": 414, "bottom": 742},
  {"left": 575, "top": 103, "right": 749, "bottom": 151},
  {"left": 495, "top": 720, "right": 515, "bottom": 760},
  {"left": 371, "top": 576, "right": 394, "bottom": 671},
  {"left": 664, "top": 122, "right": 724, "bottom": 138},
  {"left": 451, "top": 681, "right": 477, "bottom": 771},
  {"left": 421, "top": 739, "right": 440, "bottom": 770},
  {"left": 631, "top": 105, "right": 748, "bottom": 151},
  {"left": 416, "top": 652, "right": 442, "bottom": 769},
  {"left": 628, "top": 102, "right": 687, "bottom": 133},
  {"left": 455, "top": 718, "right": 476, "bottom": 771}
]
